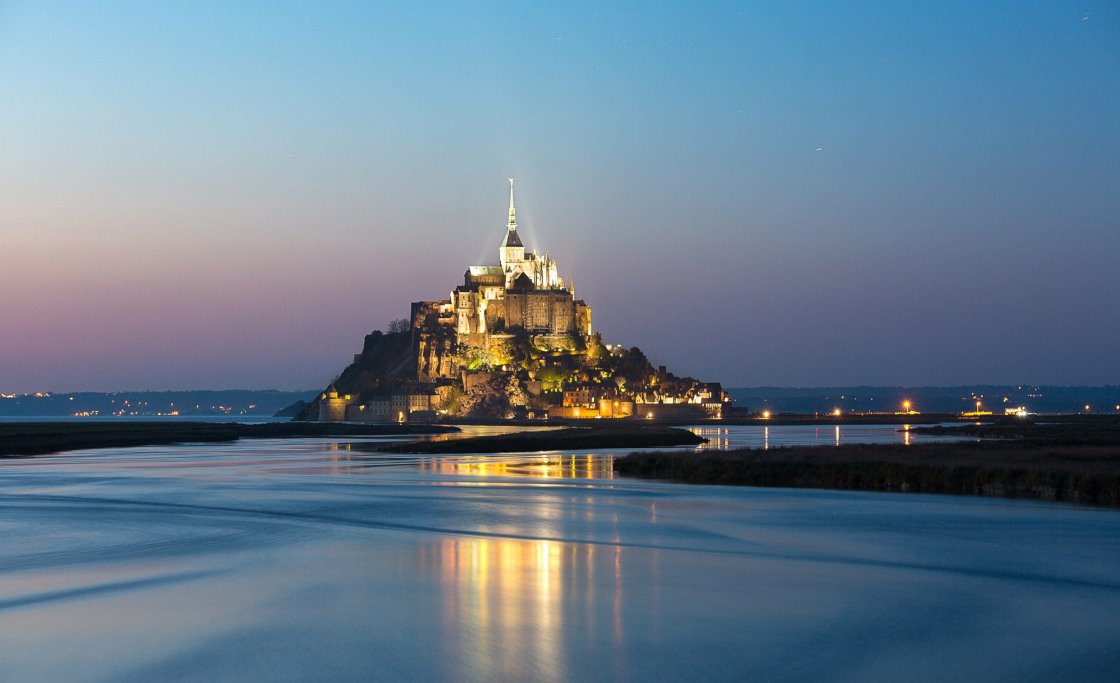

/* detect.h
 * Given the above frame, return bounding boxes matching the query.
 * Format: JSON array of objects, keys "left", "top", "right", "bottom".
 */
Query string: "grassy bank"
[
  {"left": 0, "top": 422, "right": 458, "bottom": 457},
  {"left": 382, "top": 426, "right": 705, "bottom": 454},
  {"left": 615, "top": 439, "right": 1120, "bottom": 507}
]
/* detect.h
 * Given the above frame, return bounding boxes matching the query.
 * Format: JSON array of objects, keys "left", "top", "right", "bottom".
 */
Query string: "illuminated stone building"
[
  {"left": 412, "top": 180, "right": 592, "bottom": 379},
  {"left": 317, "top": 384, "right": 352, "bottom": 422}
]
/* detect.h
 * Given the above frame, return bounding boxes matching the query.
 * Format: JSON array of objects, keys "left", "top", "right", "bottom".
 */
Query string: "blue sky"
[{"left": 1, "top": 1, "right": 1117, "bottom": 391}]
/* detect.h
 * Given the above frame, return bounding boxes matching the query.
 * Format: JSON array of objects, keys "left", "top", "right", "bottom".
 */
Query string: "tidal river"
[{"left": 0, "top": 427, "right": 1117, "bottom": 681}]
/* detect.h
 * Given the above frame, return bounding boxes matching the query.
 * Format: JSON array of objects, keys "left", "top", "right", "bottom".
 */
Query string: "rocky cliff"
[{"left": 294, "top": 330, "right": 416, "bottom": 420}]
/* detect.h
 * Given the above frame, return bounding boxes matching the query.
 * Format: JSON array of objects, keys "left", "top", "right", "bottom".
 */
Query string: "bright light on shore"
[{"left": 761, "top": 411, "right": 771, "bottom": 419}]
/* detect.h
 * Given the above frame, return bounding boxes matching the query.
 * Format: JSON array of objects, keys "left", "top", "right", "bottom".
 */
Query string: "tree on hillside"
[
  {"left": 538, "top": 364, "right": 567, "bottom": 383},
  {"left": 586, "top": 333, "right": 606, "bottom": 360}
]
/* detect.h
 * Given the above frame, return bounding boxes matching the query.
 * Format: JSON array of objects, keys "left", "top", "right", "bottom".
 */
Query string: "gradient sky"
[{"left": 2, "top": 1, "right": 1118, "bottom": 392}]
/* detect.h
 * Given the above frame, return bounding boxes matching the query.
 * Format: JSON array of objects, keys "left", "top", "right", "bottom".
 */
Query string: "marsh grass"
[{"left": 616, "top": 439, "right": 1120, "bottom": 507}]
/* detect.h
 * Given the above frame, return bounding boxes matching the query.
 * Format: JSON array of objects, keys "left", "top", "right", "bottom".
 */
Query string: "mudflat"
[
  {"left": 0, "top": 421, "right": 458, "bottom": 457},
  {"left": 381, "top": 425, "right": 706, "bottom": 454}
]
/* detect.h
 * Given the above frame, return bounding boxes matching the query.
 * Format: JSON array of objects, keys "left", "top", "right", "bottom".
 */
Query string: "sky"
[{"left": 1, "top": 1, "right": 1118, "bottom": 392}]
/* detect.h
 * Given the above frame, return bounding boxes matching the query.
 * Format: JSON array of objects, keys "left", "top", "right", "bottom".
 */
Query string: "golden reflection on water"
[
  {"left": 687, "top": 427, "right": 731, "bottom": 451},
  {"left": 322, "top": 442, "right": 353, "bottom": 475},
  {"left": 254, "top": 441, "right": 360, "bottom": 476},
  {"left": 421, "top": 534, "right": 624, "bottom": 679},
  {"left": 418, "top": 454, "right": 615, "bottom": 480},
  {"left": 423, "top": 425, "right": 564, "bottom": 442}
]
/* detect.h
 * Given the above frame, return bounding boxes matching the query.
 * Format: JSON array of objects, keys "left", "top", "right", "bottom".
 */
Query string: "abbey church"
[{"left": 411, "top": 180, "right": 591, "bottom": 380}]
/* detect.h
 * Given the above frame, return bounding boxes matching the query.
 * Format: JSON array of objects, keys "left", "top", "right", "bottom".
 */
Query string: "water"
[
  {"left": 686, "top": 423, "right": 968, "bottom": 450},
  {"left": 0, "top": 430, "right": 1117, "bottom": 682}
]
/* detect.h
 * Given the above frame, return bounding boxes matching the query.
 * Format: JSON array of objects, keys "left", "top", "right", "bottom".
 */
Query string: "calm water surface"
[
  {"left": 686, "top": 423, "right": 967, "bottom": 450},
  {"left": 0, "top": 427, "right": 1117, "bottom": 682}
]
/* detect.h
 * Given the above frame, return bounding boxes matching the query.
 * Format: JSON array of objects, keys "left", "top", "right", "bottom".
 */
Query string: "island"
[{"left": 297, "top": 180, "right": 733, "bottom": 424}]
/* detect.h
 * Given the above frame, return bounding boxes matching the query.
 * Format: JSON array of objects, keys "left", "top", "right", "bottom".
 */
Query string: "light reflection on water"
[
  {"left": 319, "top": 425, "right": 959, "bottom": 476},
  {"left": 423, "top": 536, "right": 581, "bottom": 680},
  {"left": 0, "top": 435, "right": 1117, "bottom": 681},
  {"left": 418, "top": 453, "right": 615, "bottom": 480},
  {"left": 301, "top": 424, "right": 975, "bottom": 481}
]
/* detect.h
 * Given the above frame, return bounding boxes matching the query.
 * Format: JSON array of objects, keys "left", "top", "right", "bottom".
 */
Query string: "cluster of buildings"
[
  {"left": 317, "top": 384, "right": 438, "bottom": 423},
  {"left": 550, "top": 367, "right": 729, "bottom": 420}
]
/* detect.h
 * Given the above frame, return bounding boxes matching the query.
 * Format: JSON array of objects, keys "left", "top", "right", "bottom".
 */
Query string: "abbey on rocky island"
[{"left": 308, "top": 180, "right": 729, "bottom": 422}]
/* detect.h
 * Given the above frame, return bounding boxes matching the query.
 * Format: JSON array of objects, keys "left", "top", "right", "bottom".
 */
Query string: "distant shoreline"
[{"left": 368, "top": 413, "right": 966, "bottom": 427}]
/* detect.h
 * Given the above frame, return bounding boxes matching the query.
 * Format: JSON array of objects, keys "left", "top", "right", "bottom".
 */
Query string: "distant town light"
[
  {"left": 762, "top": 410, "right": 771, "bottom": 419},
  {"left": 833, "top": 408, "right": 841, "bottom": 417}
]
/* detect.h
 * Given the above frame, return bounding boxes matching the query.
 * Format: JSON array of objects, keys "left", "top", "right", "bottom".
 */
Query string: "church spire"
[{"left": 500, "top": 178, "right": 524, "bottom": 268}]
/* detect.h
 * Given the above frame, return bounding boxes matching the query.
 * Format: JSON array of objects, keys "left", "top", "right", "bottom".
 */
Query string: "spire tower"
[{"left": 500, "top": 177, "right": 524, "bottom": 269}]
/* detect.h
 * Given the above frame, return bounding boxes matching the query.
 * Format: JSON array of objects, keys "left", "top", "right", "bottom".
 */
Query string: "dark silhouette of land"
[
  {"left": 380, "top": 425, "right": 705, "bottom": 454},
  {"left": 615, "top": 416, "right": 1120, "bottom": 507},
  {"left": 7, "top": 415, "right": 1120, "bottom": 507},
  {"left": 0, "top": 422, "right": 457, "bottom": 457},
  {"left": 0, "top": 390, "right": 318, "bottom": 418}
]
